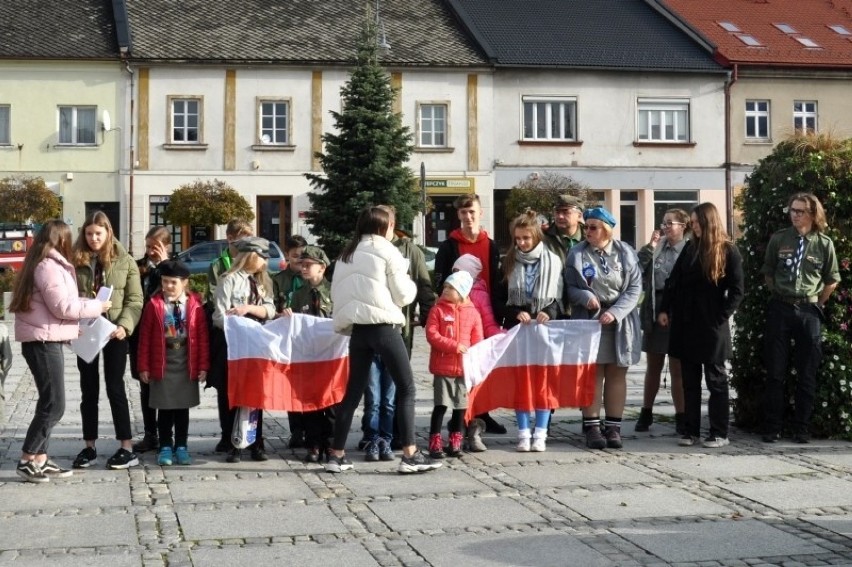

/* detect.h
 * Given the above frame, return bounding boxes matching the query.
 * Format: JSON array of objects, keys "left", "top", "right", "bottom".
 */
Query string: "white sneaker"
[
  {"left": 530, "top": 427, "right": 547, "bottom": 452},
  {"left": 516, "top": 428, "right": 531, "bottom": 452},
  {"left": 703, "top": 436, "right": 730, "bottom": 448}
]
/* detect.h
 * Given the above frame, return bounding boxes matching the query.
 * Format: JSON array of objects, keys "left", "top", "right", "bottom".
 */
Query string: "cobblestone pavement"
[{"left": 1, "top": 326, "right": 850, "bottom": 566}]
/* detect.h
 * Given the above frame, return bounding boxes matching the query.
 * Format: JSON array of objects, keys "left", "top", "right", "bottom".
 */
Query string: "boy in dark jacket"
[{"left": 280, "top": 246, "right": 335, "bottom": 462}]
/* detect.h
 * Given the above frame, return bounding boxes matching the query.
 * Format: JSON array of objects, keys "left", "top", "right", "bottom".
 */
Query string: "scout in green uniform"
[
  {"left": 272, "top": 235, "right": 307, "bottom": 313},
  {"left": 761, "top": 192, "right": 840, "bottom": 443},
  {"left": 272, "top": 235, "right": 308, "bottom": 447},
  {"left": 282, "top": 246, "right": 334, "bottom": 463}
]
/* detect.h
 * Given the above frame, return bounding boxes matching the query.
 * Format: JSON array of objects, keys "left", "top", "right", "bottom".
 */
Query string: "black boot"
[
  {"left": 634, "top": 408, "right": 653, "bottom": 432},
  {"left": 478, "top": 413, "right": 507, "bottom": 434},
  {"left": 132, "top": 433, "right": 159, "bottom": 453}
]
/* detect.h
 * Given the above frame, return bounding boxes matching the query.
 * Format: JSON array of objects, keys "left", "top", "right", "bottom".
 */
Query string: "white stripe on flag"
[
  {"left": 224, "top": 313, "right": 349, "bottom": 364},
  {"left": 463, "top": 320, "right": 601, "bottom": 391}
]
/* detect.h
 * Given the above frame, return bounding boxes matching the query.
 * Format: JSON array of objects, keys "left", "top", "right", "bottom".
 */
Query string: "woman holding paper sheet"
[
  {"left": 72, "top": 211, "right": 143, "bottom": 470},
  {"left": 10, "top": 221, "right": 111, "bottom": 483}
]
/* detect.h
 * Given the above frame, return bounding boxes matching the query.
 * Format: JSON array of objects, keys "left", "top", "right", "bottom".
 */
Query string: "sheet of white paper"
[
  {"left": 95, "top": 286, "right": 113, "bottom": 302},
  {"left": 70, "top": 317, "right": 117, "bottom": 364}
]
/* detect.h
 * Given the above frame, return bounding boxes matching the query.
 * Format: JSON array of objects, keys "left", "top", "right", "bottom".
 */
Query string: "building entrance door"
[
  {"left": 257, "top": 196, "right": 292, "bottom": 247},
  {"left": 426, "top": 197, "right": 459, "bottom": 247}
]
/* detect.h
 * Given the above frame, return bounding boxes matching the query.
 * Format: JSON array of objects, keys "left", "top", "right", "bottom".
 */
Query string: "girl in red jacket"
[
  {"left": 425, "top": 271, "right": 484, "bottom": 458},
  {"left": 137, "top": 260, "right": 209, "bottom": 466}
]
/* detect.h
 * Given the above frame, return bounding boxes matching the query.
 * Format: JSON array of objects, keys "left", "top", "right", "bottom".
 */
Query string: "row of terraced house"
[{"left": 1, "top": 0, "right": 851, "bottom": 255}]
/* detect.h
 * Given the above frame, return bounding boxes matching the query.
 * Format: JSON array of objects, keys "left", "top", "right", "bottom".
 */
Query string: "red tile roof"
[{"left": 660, "top": 0, "right": 852, "bottom": 67}]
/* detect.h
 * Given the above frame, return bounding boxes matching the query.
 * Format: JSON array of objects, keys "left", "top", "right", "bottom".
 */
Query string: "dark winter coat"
[{"left": 659, "top": 239, "right": 744, "bottom": 364}]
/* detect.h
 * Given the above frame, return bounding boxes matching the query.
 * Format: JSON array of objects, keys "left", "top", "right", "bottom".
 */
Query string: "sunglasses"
[
  {"left": 789, "top": 207, "right": 808, "bottom": 216},
  {"left": 586, "top": 225, "right": 602, "bottom": 232},
  {"left": 660, "top": 221, "right": 685, "bottom": 228}
]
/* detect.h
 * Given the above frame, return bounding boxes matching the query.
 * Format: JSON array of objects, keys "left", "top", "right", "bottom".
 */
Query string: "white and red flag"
[
  {"left": 463, "top": 320, "right": 600, "bottom": 422},
  {"left": 224, "top": 314, "right": 349, "bottom": 411}
]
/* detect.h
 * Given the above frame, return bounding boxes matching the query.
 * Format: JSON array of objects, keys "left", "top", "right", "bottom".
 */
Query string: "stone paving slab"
[
  {"left": 178, "top": 503, "right": 346, "bottom": 540},
  {"left": 190, "top": 542, "right": 379, "bottom": 566},
  {"left": 407, "top": 530, "right": 612, "bottom": 567},
  {"left": 802, "top": 514, "right": 852, "bottom": 538},
  {"left": 0, "top": 552, "right": 142, "bottom": 567},
  {"left": 808, "top": 452, "right": 852, "bottom": 469},
  {"left": 0, "top": 514, "right": 138, "bottom": 550},
  {"left": 0, "top": 480, "right": 130, "bottom": 513},
  {"left": 613, "top": 519, "right": 826, "bottom": 562},
  {"left": 725, "top": 477, "right": 852, "bottom": 510},
  {"left": 553, "top": 485, "right": 732, "bottom": 520},
  {"left": 501, "top": 462, "right": 657, "bottom": 487},
  {"left": 169, "top": 476, "right": 315, "bottom": 503},
  {"left": 336, "top": 467, "right": 489, "bottom": 497},
  {"left": 660, "top": 454, "right": 814, "bottom": 479},
  {"left": 619, "top": 436, "right": 724, "bottom": 454},
  {"left": 368, "top": 496, "right": 542, "bottom": 532},
  {"left": 467, "top": 444, "right": 586, "bottom": 464}
]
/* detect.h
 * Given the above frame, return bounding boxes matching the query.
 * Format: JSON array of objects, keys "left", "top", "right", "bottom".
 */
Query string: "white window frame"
[
  {"left": 521, "top": 96, "right": 577, "bottom": 141},
  {"left": 0, "top": 105, "right": 9, "bottom": 145},
  {"left": 416, "top": 102, "right": 449, "bottom": 148},
  {"left": 745, "top": 100, "right": 770, "bottom": 141},
  {"left": 793, "top": 100, "right": 817, "bottom": 133},
  {"left": 257, "top": 98, "right": 291, "bottom": 145},
  {"left": 168, "top": 96, "right": 203, "bottom": 144},
  {"left": 58, "top": 105, "right": 97, "bottom": 145},
  {"left": 637, "top": 98, "right": 690, "bottom": 143}
]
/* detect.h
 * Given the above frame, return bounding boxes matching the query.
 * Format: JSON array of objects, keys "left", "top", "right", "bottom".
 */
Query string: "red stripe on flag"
[
  {"left": 228, "top": 357, "right": 349, "bottom": 411},
  {"left": 464, "top": 363, "right": 597, "bottom": 423}
]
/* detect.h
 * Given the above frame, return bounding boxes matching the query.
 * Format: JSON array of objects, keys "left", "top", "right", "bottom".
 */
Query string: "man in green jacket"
[{"left": 761, "top": 192, "right": 840, "bottom": 443}]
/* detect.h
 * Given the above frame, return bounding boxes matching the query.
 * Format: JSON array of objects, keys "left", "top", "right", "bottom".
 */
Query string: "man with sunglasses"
[{"left": 761, "top": 192, "right": 840, "bottom": 443}]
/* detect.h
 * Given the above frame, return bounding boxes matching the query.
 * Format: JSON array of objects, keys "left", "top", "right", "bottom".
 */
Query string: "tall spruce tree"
[{"left": 305, "top": 15, "right": 418, "bottom": 260}]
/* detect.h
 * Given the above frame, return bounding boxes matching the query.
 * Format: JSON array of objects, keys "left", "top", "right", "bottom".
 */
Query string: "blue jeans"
[
  {"left": 361, "top": 355, "right": 396, "bottom": 442},
  {"left": 516, "top": 409, "right": 550, "bottom": 430}
]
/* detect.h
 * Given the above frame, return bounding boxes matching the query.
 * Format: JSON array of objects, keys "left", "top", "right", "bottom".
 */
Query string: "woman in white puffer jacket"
[{"left": 328, "top": 206, "right": 441, "bottom": 475}]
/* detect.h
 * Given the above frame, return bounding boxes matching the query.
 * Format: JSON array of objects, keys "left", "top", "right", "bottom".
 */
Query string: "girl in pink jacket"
[
  {"left": 10, "top": 221, "right": 110, "bottom": 483},
  {"left": 426, "top": 271, "right": 484, "bottom": 458}
]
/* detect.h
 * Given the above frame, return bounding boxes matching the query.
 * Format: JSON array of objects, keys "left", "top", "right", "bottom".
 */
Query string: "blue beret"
[{"left": 583, "top": 207, "right": 617, "bottom": 228}]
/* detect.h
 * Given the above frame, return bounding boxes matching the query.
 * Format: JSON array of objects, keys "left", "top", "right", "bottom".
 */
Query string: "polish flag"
[
  {"left": 463, "top": 320, "right": 600, "bottom": 422},
  {"left": 225, "top": 314, "right": 349, "bottom": 411}
]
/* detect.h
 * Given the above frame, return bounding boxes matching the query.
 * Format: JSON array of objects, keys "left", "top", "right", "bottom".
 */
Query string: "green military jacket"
[
  {"left": 544, "top": 223, "right": 584, "bottom": 263},
  {"left": 75, "top": 239, "right": 143, "bottom": 335},
  {"left": 205, "top": 248, "right": 231, "bottom": 304},
  {"left": 272, "top": 268, "right": 305, "bottom": 312},
  {"left": 761, "top": 227, "right": 841, "bottom": 299},
  {"left": 289, "top": 279, "right": 332, "bottom": 318}
]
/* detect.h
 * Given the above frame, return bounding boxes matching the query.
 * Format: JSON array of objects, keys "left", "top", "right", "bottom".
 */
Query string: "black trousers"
[
  {"left": 333, "top": 324, "right": 416, "bottom": 451},
  {"left": 158, "top": 408, "right": 190, "bottom": 448},
  {"left": 763, "top": 299, "right": 822, "bottom": 434},
  {"left": 21, "top": 342, "right": 66, "bottom": 455},
  {"left": 681, "top": 360, "right": 729, "bottom": 438},
  {"left": 78, "top": 337, "right": 132, "bottom": 441},
  {"left": 128, "top": 331, "right": 157, "bottom": 436}
]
